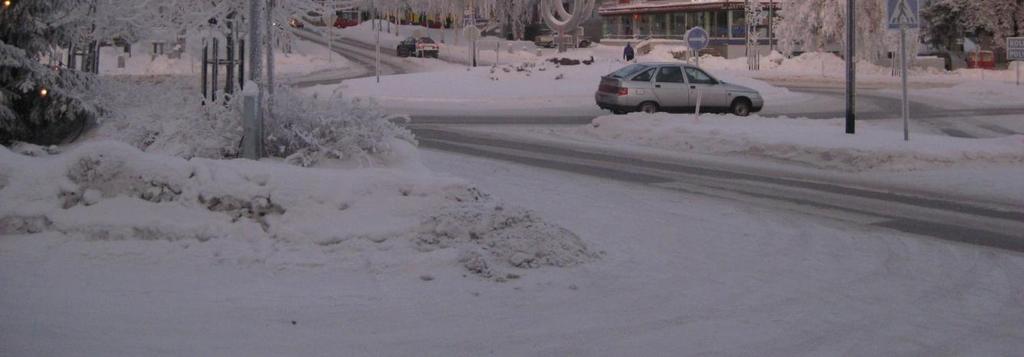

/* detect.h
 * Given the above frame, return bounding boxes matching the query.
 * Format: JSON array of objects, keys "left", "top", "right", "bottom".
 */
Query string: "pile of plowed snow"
[{"left": 0, "top": 141, "right": 596, "bottom": 279}]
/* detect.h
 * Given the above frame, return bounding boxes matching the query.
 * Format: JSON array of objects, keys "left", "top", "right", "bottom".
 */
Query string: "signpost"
[
  {"left": 1008, "top": 37, "right": 1024, "bottom": 86},
  {"left": 464, "top": 26, "right": 481, "bottom": 67},
  {"left": 846, "top": 0, "right": 855, "bottom": 134},
  {"left": 685, "top": 27, "right": 709, "bottom": 67},
  {"left": 888, "top": 0, "right": 919, "bottom": 141}
]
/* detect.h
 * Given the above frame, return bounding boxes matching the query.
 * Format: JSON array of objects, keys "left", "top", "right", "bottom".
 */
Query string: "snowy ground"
[
  {"left": 332, "top": 55, "right": 814, "bottom": 116},
  {"left": 323, "top": 31, "right": 1023, "bottom": 118},
  {"left": 96, "top": 37, "right": 357, "bottom": 80},
  {"left": 3, "top": 145, "right": 1023, "bottom": 356},
  {"left": 3, "top": 23, "right": 1023, "bottom": 355}
]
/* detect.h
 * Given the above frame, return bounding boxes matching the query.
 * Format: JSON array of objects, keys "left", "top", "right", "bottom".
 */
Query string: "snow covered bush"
[
  {"left": 93, "top": 78, "right": 413, "bottom": 166},
  {"left": 267, "top": 86, "right": 414, "bottom": 167},
  {"left": 92, "top": 77, "right": 241, "bottom": 159}
]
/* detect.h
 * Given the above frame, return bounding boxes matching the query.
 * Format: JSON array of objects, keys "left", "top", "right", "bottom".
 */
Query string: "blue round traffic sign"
[{"left": 686, "top": 27, "right": 709, "bottom": 51}]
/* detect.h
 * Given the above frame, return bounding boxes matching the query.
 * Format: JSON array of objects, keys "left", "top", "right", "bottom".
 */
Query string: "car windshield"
[
  {"left": 419, "top": 38, "right": 435, "bottom": 44},
  {"left": 608, "top": 64, "right": 650, "bottom": 79}
]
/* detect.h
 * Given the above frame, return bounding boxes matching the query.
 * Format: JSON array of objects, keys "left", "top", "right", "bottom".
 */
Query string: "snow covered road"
[{"left": 411, "top": 126, "right": 1024, "bottom": 253}]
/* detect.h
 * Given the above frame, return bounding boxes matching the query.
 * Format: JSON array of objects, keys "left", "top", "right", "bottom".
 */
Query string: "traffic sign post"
[
  {"left": 685, "top": 27, "right": 709, "bottom": 67},
  {"left": 1008, "top": 37, "right": 1024, "bottom": 86},
  {"left": 888, "top": 0, "right": 919, "bottom": 141},
  {"left": 463, "top": 26, "right": 481, "bottom": 67}
]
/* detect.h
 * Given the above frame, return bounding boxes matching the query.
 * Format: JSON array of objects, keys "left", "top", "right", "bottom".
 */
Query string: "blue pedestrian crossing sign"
[{"left": 887, "top": 0, "right": 920, "bottom": 30}]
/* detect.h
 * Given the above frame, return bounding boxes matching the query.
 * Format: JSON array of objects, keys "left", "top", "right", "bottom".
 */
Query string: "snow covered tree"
[
  {"left": 776, "top": 0, "right": 919, "bottom": 63},
  {"left": 1, "top": 0, "right": 99, "bottom": 146},
  {"left": 921, "top": 0, "right": 1023, "bottom": 52}
]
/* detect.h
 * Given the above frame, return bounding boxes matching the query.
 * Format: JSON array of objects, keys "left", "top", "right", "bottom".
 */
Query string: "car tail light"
[{"left": 617, "top": 87, "right": 628, "bottom": 96}]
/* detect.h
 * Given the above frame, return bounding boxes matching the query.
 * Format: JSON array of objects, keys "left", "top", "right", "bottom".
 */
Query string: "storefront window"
[
  {"left": 623, "top": 15, "right": 634, "bottom": 37},
  {"left": 672, "top": 13, "right": 687, "bottom": 37},
  {"left": 731, "top": 10, "right": 745, "bottom": 38},
  {"left": 650, "top": 14, "right": 666, "bottom": 37},
  {"left": 711, "top": 10, "right": 729, "bottom": 38},
  {"left": 638, "top": 14, "right": 650, "bottom": 36},
  {"left": 604, "top": 16, "right": 617, "bottom": 37}
]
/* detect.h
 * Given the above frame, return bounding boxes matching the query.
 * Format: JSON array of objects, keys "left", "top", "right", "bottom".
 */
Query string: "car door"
[
  {"left": 626, "top": 67, "right": 657, "bottom": 101},
  {"left": 684, "top": 67, "right": 730, "bottom": 109},
  {"left": 652, "top": 66, "right": 690, "bottom": 110}
]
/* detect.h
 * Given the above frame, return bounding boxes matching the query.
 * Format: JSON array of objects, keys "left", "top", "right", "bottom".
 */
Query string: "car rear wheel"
[
  {"left": 639, "top": 102, "right": 659, "bottom": 114},
  {"left": 731, "top": 99, "right": 752, "bottom": 117}
]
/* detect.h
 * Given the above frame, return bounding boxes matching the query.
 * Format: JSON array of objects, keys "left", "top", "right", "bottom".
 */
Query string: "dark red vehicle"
[
  {"left": 966, "top": 50, "right": 996, "bottom": 69},
  {"left": 333, "top": 10, "right": 360, "bottom": 29}
]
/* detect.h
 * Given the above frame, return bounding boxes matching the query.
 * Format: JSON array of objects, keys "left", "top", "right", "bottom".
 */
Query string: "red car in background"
[
  {"left": 966, "top": 50, "right": 996, "bottom": 69},
  {"left": 333, "top": 11, "right": 360, "bottom": 29}
]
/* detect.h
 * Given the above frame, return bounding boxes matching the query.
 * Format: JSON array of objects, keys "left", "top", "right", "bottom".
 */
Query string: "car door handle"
[
  {"left": 690, "top": 85, "right": 696, "bottom": 89},
  {"left": 655, "top": 84, "right": 661, "bottom": 88}
]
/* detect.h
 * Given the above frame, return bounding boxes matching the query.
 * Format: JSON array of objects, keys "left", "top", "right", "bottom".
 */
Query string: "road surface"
[{"left": 292, "top": 32, "right": 1024, "bottom": 253}]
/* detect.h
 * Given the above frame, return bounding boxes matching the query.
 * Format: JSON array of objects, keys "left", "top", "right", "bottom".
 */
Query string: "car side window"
[
  {"left": 655, "top": 66, "right": 685, "bottom": 83},
  {"left": 684, "top": 67, "right": 717, "bottom": 85},
  {"left": 631, "top": 68, "right": 656, "bottom": 82}
]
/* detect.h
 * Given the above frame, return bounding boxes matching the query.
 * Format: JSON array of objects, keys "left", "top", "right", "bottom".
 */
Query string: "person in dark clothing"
[{"left": 623, "top": 42, "right": 635, "bottom": 62}]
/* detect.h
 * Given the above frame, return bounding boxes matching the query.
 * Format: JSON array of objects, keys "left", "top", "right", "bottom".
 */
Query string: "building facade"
[{"left": 598, "top": 0, "right": 781, "bottom": 57}]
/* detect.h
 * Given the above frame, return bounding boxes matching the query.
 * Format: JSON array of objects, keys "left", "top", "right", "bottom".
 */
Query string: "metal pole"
[
  {"left": 212, "top": 38, "right": 219, "bottom": 102},
  {"left": 239, "top": 39, "right": 245, "bottom": 90},
  {"left": 226, "top": 26, "right": 236, "bottom": 96},
  {"left": 769, "top": 0, "right": 774, "bottom": 52},
  {"left": 845, "top": 0, "right": 856, "bottom": 134},
  {"left": 266, "top": 0, "right": 275, "bottom": 110},
  {"left": 901, "top": 22, "right": 909, "bottom": 141},
  {"left": 376, "top": 10, "right": 381, "bottom": 83},
  {"left": 201, "top": 44, "right": 208, "bottom": 101},
  {"left": 247, "top": 0, "right": 264, "bottom": 159}
]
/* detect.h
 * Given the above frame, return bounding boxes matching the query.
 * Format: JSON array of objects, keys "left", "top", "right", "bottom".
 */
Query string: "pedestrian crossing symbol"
[{"left": 887, "top": 0, "right": 920, "bottom": 30}]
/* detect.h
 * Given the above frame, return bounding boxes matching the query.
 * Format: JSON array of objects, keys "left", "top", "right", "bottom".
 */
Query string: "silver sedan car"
[{"left": 595, "top": 62, "right": 764, "bottom": 116}]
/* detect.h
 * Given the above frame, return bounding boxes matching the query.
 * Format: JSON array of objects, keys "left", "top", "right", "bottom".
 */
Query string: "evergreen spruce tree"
[{"left": 0, "top": 0, "right": 97, "bottom": 146}]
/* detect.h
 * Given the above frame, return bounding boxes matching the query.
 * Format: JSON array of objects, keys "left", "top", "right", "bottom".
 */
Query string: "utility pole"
[
  {"left": 244, "top": 0, "right": 264, "bottom": 159},
  {"left": 375, "top": 2, "right": 381, "bottom": 83},
  {"left": 266, "top": 0, "right": 275, "bottom": 116},
  {"left": 845, "top": 0, "right": 856, "bottom": 134},
  {"left": 769, "top": 0, "right": 774, "bottom": 52}
]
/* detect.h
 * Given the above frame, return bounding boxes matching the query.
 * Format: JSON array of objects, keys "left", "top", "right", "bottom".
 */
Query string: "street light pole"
[
  {"left": 375, "top": 4, "right": 381, "bottom": 83},
  {"left": 845, "top": 0, "right": 856, "bottom": 134},
  {"left": 244, "top": 0, "right": 264, "bottom": 159}
]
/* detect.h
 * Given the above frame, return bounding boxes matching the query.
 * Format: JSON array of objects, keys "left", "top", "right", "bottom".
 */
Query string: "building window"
[
  {"left": 638, "top": 14, "right": 650, "bottom": 36},
  {"left": 623, "top": 15, "right": 634, "bottom": 37},
  {"left": 731, "top": 10, "right": 745, "bottom": 39},
  {"left": 672, "top": 13, "right": 687, "bottom": 37},
  {"left": 711, "top": 10, "right": 728, "bottom": 38},
  {"left": 650, "top": 14, "right": 666, "bottom": 36}
]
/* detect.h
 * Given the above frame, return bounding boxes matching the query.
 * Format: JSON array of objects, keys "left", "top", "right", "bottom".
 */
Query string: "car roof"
[{"left": 636, "top": 62, "right": 700, "bottom": 68}]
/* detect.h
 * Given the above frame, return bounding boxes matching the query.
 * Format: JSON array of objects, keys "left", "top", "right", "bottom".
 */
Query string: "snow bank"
[
  {"left": 0, "top": 141, "right": 597, "bottom": 279},
  {"left": 97, "top": 38, "right": 353, "bottom": 77},
  {"left": 341, "top": 60, "right": 615, "bottom": 112},
  {"left": 572, "top": 114, "right": 1024, "bottom": 172},
  {"left": 892, "top": 81, "right": 1024, "bottom": 109}
]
